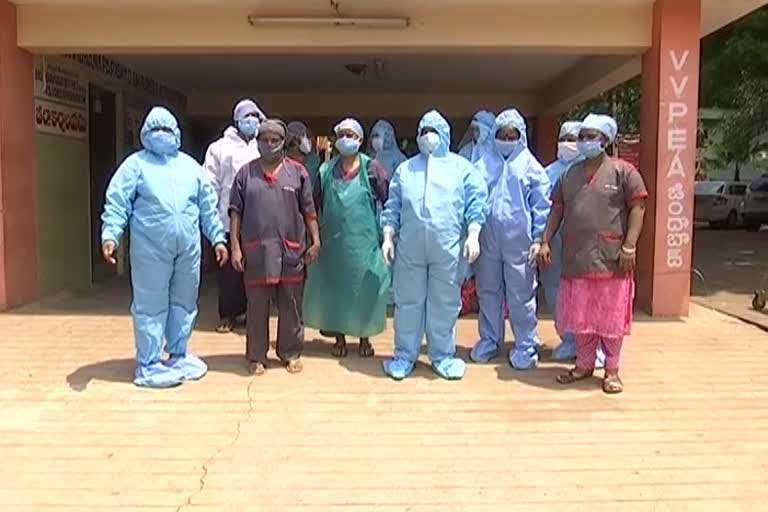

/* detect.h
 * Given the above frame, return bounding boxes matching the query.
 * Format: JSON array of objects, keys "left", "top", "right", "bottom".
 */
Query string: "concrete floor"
[
  {"left": 691, "top": 227, "right": 768, "bottom": 329},
  {"left": 2, "top": 278, "right": 768, "bottom": 511}
]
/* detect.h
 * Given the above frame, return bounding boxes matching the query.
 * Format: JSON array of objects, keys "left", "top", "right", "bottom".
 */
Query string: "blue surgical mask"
[
  {"left": 238, "top": 117, "right": 260, "bottom": 138},
  {"left": 335, "top": 137, "right": 360, "bottom": 157},
  {"left": 145, "top": 130, "right": 178, "bottom": 155},
  {"left": 495, "top": 139, "right": 520, "bottom": 158},
  {"left": 578, "top": 140, "right": 605, "bottom": 159}
]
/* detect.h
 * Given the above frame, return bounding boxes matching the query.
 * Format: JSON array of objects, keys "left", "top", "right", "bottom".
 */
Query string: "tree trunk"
[{"left": 734, "top": 162, "right": 741, "bottom": 182}]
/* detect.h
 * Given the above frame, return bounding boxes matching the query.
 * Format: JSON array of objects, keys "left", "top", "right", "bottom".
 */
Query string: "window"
[
  {"left": 729, "top": 185, "right": 748, "bottom": 195},
  {"left": 695, "top": 182, "right": 725, "bottom": 195}
]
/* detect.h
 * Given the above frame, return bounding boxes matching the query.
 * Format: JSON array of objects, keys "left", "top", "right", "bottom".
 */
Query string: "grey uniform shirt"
[
  {"left": 229, "top": 157, "right": 316, "bottom": 286},
  {"left": 552, "top": 157, "right": 648, "bottom": 278}
]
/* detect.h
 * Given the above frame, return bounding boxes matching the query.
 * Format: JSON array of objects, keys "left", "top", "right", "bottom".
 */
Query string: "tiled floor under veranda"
[{"left": 1, "top": 277, "right": 768, "bottom": 512}]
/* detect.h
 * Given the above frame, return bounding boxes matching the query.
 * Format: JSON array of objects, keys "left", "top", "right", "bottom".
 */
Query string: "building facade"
[{"left": 1, "top": 0, "right": 766, "bottom": 314}]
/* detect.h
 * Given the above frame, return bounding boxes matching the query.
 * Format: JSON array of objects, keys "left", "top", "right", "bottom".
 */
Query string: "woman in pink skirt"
[{"left": 538, "top": 114, "right": 647, "bottom": 394}]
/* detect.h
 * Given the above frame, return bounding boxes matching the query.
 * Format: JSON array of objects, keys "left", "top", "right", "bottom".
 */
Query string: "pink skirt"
[{"left": 556, "top": 275, "right": 634, "bottom": 339}]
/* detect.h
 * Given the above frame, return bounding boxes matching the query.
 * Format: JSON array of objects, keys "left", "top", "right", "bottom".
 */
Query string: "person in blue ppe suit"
[
  {"left": 541, "top": 121, "right": 606, "bottom": 367},
  {"left": 469, "top": 109, "right": 550, "bottom": 369},
  {"left": 458, "top": 110, "right": 496, "bottom": 163},
  {"left": 367, "top": 119, "right": 408, "bottom": 180},
  {"left": 380, "top": 110, "right": 488, "bottom": 380},
  {"left": 101, "top": 106, "right": 228, "bottom": 388},
  {"left": 366, "top": 120, "right": 407, "bottom": 306}
]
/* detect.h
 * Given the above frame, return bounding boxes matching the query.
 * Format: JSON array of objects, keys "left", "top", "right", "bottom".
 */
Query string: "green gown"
[
  {"left": 303, "top": 154, "right": 389, "bottom": 338},
  {"left": 304, "top": 151, "right": 322, "bottom": 188}
]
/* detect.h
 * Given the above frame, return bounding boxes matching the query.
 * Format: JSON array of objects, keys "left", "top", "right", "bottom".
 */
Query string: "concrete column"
[
  {"left": 534, "top": 116, "right": 559, "bottom": 165},
  {"left": 0, "top": 0, "right": 39, "bottom": 310},
  {"left": 636, "top": 0, "right": 701, "bottom": 316}
]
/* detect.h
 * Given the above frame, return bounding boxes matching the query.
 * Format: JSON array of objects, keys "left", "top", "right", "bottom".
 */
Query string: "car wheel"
[
  {"left": 709, "top": 221, "right": 723, "bottom": 230},
  {"left": 745, "top": 221, "right": 761, "bottom": 232}
]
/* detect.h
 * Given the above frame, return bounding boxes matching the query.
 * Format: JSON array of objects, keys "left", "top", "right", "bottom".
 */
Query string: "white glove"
[
  {"left": 464, "top": 223, "right": 482, "bottom": 264},
  {"left": 381, "top": 227, "right": 396, "bottom": 265},
  {"left": 528, "top": 240, "right": 542, "bottom": 268}
]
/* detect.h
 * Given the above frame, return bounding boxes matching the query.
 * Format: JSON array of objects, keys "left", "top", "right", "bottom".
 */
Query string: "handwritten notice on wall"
[{"left": 34, "top": 57, "right": 87, "bottom": 107}]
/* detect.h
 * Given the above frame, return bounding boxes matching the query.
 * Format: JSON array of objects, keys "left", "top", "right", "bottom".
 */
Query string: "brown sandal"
[
  {"left": 286, "top": 359, "right": 304, "bottom": 374},
  {"left": 557, "top": 368, "right": 594, "bottom": 385},
  {"left": 603, "top": 373, "right": 624, "bottom": 394},
  {"left": 248, "top": 361, "right": 266, "bottom": 376}
]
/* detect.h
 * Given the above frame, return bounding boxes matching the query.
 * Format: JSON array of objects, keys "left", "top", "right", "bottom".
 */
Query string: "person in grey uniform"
[{"left": 229, "top": 119, "right": 321, "bottom": 375}]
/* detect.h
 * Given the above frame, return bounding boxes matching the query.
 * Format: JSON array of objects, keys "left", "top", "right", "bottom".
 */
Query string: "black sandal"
[
  {"left": 358, "top": 338, "right": 375, "bottom": 358},
  {"left": 216, "top": 318, "right": 235, "bottom": 333},
  {"left": 331, "top": 336, "right": 348, "bottom": 358},
  {"left": 556, "top": 368, "right": 594, "bottom": 384}
]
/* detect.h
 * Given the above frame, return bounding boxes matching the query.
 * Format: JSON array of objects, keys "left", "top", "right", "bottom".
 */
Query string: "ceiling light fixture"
[{"left": 247, "top": 16, "right": 410, "bottom": 29}]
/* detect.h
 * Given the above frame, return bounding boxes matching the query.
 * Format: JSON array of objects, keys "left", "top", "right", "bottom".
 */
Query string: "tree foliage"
[
  {"left": 704, "top": 79, "right": 768, "bottom": 180},
  {"left": 565, "top": 5, "right": 768, "bottom": 149},
  {"left": 565, "top": 77, "right": 641, "bottom": 135}
]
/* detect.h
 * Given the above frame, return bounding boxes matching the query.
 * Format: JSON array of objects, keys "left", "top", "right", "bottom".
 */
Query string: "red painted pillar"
[
  {"left": 636, "top": 0, "right": 700, "bottom": 316},
  {"left": 0, "top": 0, "right": 39, "bottom": 310},
  {"left": 534, "top": 116, "right": 559, "bottom": 165}
]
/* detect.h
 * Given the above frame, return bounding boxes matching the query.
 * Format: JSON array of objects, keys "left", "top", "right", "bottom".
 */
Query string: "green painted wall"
[{"left": 36, "top": 133, "right": 91, "bottom": 297}]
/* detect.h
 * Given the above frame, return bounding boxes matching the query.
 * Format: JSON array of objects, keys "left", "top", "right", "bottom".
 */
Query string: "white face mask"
[
  {"left": 299, "top": 136, "right": 312, "bottom": 154},
  {"left": 418, "top": 133, "right": 441, "bottom": 156},
  {"left": 557, "top": 141, "right": 581, "bottom": 163},
  {"left": 371, "top": 136, "right": 384, "bottom": 154}
]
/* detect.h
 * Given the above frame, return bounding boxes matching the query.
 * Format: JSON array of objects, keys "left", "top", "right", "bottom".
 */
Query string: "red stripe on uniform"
[
  {"left": 598, "top": 232, "right": 623, "bottom": 241},
  {"left": 247, "top": 278, "right": 281, "bottom": 286},
  {"left": 283, "top": 239, "right": 301, "bottom": 250},
  {"left": 247, "top": 275, "right": 305, "bottom": 287}
]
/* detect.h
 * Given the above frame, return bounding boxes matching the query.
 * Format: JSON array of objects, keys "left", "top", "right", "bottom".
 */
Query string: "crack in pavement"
[{"left": 175, "top": 377, "right": 257, "bottom": 512}]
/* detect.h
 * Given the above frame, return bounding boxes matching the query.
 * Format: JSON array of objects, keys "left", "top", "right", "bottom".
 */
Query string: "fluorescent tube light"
[{"left": 247, "top": 16, "right": 410, "bottom": 29}]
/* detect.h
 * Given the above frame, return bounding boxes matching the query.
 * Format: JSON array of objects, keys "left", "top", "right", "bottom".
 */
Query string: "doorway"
[{"left": 89, "top": 84, "right": 117, "bottom": 283}]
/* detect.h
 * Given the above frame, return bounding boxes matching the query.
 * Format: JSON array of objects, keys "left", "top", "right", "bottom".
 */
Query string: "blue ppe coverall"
[
  {"left": 459, "top": 110, "right": 496, "bottom": 164},
  {"left": 366, "top": 119, "right": 407, "bottom": 305},
  {"left": 541, "top": 121, "right": 605, "bottom": 367},
  {"left": 101, "top": 107, "right": 226, "bottom": 388},
  {"left": 367, "top": 119, "right": 408, "bottom": 180},
  {"left": 381, "top": 110, "right": 488, "bottom": 380},
  {"left": 470, "top": 109, "right": 550, "bottom": 369}
]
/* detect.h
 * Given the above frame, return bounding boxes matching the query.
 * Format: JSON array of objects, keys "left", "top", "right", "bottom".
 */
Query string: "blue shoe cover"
[
  {"left": 382, "top": 358, "right": 415, "bottom": 380},
  {"left": 165, "top": 353, "right": 208, "bottom": 381},
  {"left": 510, "top": 347, "right": 539, "bottom": 370},
  {"left": 134, "top": 362, "right": 184, "bottom": 388},
  {"left": 432, "top": 357, "right": 466, "bottom": 380},
  {"left": 552, "top": 339, "right": 577, "bottom": 361},
  {"left": 469, "top": 339, "right": 501, "bottom": 363}
]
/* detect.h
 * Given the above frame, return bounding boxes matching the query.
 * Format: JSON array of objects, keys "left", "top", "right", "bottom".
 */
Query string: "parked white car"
[
  {"left": 694, "top": 180, "right": 747, "bottom": 229},
  {"left": 741, "top": 174, "right": 768, "bottom": 232}
]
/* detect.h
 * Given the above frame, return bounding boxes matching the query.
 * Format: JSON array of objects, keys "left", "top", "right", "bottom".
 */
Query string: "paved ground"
[
  {"left": 2, "top": 279, "right": 768, "bottom": 511},
  {"left": 692, "top": 227, "right": 768, "bottom": 328}
]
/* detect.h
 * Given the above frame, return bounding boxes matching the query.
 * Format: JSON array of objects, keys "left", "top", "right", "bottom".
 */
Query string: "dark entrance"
[{"left": 88, "top": 84, "right": 117, "bottom": 283}]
